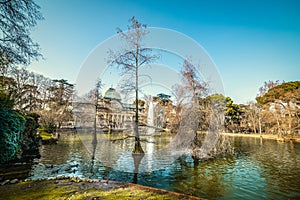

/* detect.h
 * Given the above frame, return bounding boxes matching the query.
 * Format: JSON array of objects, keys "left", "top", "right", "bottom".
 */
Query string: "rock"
[
  {"left": 100, "top": 180, "right": 109, "bottom": 184},
  {"left": 10, "top": 179, "right": 18, "bottom": 184},
  {"left": 1, "top": 180, "right": 10, "bottom": 186},
  {"left": 51, "top": 168, "right": 60, "bottom": 174},
  {"left": 45, "top": 164, "right": 54, "bottom": 169},
  {"left": 70, "top": 177, "right": 81, "bottom": 183},
  {"left": 64, "top": 167, "right": 72, "bottom": 172},
  {"left": 70, "top": 164, "right": 79, "bottom": 168}
]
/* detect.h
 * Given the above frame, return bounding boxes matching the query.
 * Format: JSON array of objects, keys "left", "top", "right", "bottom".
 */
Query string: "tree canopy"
[
  {"left": 256, "top": 81, "right": 300, "bottom": 105},
  {"left": 0, "top": 0, "right": 43, "bottom": 67}
]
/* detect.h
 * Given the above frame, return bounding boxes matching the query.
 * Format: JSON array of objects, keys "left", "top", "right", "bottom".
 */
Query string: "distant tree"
[
  {"left": 171, "top": 84, "right": 185, "bottom": 132},
  {"left": 39, "top": 79, "right": 74, "bottom": 132},
  {"left": 155, "top": 93, "right": 172, "bottom": 106},
  {"left": 201, "top": 94, "right": 243, "bottom": 133},
  {"left": 0, "top": 0, "right": 43, "bottom": 68},
  {"left": 110, "top": 17, "right": 158, "bottom": 154},
  {"left": 10, "top": 67, "right": 31, "bottom": 110},
  {"left": 0, "top": 75, "right": 16, "bottom": 95},
  {"left": 256, "top": 80, "right": 281, "bottom": 102},
  {"left": 224, "top": 97, "right": 243, "bottom": 132},
  {"left": 133, "top": 99, "right": 145, "bottom": 107},
  {"left": 256, "top": 81, "right": 300, "bottom": 137}
]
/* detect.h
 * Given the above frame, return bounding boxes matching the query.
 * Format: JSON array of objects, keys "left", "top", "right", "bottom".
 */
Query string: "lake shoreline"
[
  {"left": 221, "top": 132, "right": 300, "bottom": 143},
  {"left": 0, "top": 177, "right": 204, "bottom": 200}
]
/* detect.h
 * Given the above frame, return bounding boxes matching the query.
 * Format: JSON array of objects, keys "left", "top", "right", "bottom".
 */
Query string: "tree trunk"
[
  {"left": 133, "top": 41, "right": 144, "bottom": 154},
  {"left": 258, "top": 111, "right": 262, "bottom": 135},
  {"left": 92, "top": 105, "right": 97, "bottom": 145}
]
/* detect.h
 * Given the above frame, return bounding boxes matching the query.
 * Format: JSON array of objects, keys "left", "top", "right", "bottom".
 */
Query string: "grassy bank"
[{"left": 0, "top": 177, "right": 204, "bottom": 200}]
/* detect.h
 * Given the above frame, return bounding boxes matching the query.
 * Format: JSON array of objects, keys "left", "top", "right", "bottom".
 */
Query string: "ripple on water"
[{"left": 4, "top": 134, "right": 299, "bottom": 200}]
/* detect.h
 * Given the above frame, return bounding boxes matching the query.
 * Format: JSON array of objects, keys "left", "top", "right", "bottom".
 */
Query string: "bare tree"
[
  {"left": 38, "top": 79, "right": 74, "bottom": 132},
  {"left": 176, "top": 58, "right": 209, "bottom": 131},
  {"left": 109, "top": 17, "right": 158, "bottom": 154},
  {"left": 86, "top": 79, "right": 102, "bottom": 145},
  {"left": 258, "top": 80, "right": 280, "bottom": 97},
  {"left": 0, "top": 0, "right": 43, "bottom": 68},
  {"left": 181, "top": 58, "right": 208, "bottom": 100}
]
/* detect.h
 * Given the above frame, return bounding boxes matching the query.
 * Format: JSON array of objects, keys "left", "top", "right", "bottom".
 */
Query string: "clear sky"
[{"left": 29, "top": 0, "right": 300, "bottom": 104}]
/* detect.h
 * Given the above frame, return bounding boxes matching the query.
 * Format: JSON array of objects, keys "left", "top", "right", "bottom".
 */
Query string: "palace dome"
[{"left": 104, "top": 88, "right": 121, "bottom": 100}]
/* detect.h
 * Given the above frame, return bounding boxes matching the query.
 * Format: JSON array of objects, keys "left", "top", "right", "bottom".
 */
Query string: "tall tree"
[
  {"left": 80, "top": 79, "right": 102, "bottom": 160},
  {"left": 0, "top": 0, "right": 43, "bottom": 68},
  {"left": 181, "top": 58, "right": 208, "bottom": 100},
  {"left": 172, "top": 58, "right": 213, "bottom": 159},
  {"left": 110, "top": 17, "right": 158, "bottom": 154},
  {"left": 173, "top": 58, "right": 208, "bottom": 132},
  {"left": 85, "top": 79, "right": 102, "bottom": 146}
]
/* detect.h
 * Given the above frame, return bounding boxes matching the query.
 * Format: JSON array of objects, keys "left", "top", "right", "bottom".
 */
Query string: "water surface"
[{"left": 3, "top": 133, "right": 300, "bottom": 199}]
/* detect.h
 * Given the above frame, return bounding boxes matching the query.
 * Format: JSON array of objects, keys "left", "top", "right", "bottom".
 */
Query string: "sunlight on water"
[{"left": 26, "top": 134, "right": 300, "bottom": 200}]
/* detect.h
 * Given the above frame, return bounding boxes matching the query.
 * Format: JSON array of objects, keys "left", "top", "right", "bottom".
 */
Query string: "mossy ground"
[
  {"left": 0, "top": 178, "right": 204, "bottom": 200},
  {"left": 39, "top": 130, "right": 53, "bottom": 140}
]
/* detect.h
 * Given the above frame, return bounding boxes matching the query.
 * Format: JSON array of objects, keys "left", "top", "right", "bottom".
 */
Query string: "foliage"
[
  {"left": 0, "top": 89, "right": 14, "bottom": 109},
  {"left": 133, "top": 99, "right": 145, "bottom": 107},
  {"left": 0, "top": 92, "right": 26, "bottom": 163},
  {"left": 16, "top": 112, "right": 40, "bottom": 159},
  {"left": 0, "top": 0, "right": 43, "bottom": 67},
  {"left": 155, "top": 93, "right": 172, "bottom": 106},
  {"left": 254, "top": 81, "right": 300, "bottom": 137},
  {"left": 199, "top": 94, "right": 243, "bottom": 132},
  {"left": 1, "top": 67, "right": 75, "bottom": 130},
  {"left": 0, "top": 88, "right": 41, "bottom": 163},
  {"left": 225, "top": 98, "right": 243, "bottom": 126},
  {"left": 257, "top": 80, "right": 280, "bottom": 97},
  {"left": 256, "top": 81, "right": 300, "bottom": 105}
]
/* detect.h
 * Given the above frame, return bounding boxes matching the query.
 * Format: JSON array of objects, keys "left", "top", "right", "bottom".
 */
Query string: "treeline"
[
  {"left": 158, "top": 60, "right": 300, "bottom": 139},
  {"left": 0, "top": 67, "right": 74, "bottom": 163},
  {"left": 0, "top": 67, "right": 74, "bottom": 133},
  {"left": 0, "top": 0, "right": 46, "bottom": 163},
  {"left": 196, "top": 80, "right": 300, "bottom": 137},
  {"left": 251, "top": 81, "right": 300, "bottom": 136}
]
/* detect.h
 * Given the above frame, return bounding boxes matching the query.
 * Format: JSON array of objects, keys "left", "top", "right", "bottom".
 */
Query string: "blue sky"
[{"left": 29, "top": 0, "right": 300, "bottom": 103}]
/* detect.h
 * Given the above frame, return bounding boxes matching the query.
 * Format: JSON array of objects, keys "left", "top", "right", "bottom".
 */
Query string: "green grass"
[{"left": 0, "top": 179, "right": 183, "bottom": 200}]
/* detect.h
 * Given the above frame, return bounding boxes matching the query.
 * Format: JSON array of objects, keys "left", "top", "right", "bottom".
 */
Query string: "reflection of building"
[{"left": 97, "top": 88, "right": 145, "bottom": 129}]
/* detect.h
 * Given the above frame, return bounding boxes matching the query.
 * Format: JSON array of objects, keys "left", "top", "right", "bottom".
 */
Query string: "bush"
[
  {"left": 0, "top": 91, "right": 40, "bottom": 163},
  {"left": 19, "top": 112, "right": 40, "bottom": 155},
  {"left": 0, "top": 108, "right": 25, "bottom": 163}
]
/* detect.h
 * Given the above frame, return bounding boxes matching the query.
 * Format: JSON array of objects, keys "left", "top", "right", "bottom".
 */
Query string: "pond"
[{"left": 1, "top": 132, "right": 300, "bottom": 199}]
